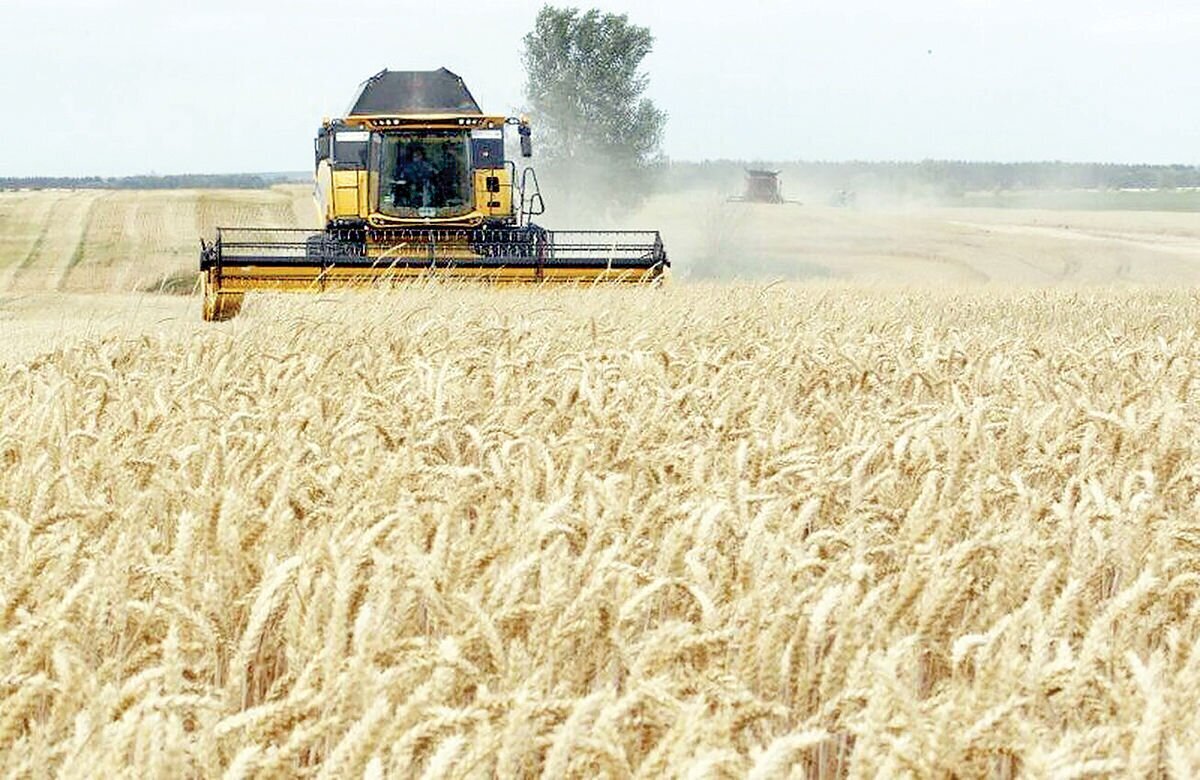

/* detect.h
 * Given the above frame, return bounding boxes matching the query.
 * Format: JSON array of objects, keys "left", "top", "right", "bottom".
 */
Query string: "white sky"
[{"left": 4, "top": 0, "right": 1198, "bottom": 176}]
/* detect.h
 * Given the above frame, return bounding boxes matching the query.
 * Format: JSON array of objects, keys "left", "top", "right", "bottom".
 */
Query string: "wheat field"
[
  {"left": 5, "top": 186, "right": 1200, "bottom": 292},
  {"left": 3, "top": 282, "right": 1200, "bottom": 777},
  {"left": 0, "top": 187, "right": 317, "bottom": 294}
]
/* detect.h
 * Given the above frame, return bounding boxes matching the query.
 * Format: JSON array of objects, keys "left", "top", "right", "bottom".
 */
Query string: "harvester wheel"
[{"left": 201, "top": 271, "right": 244, "bottom": 322}]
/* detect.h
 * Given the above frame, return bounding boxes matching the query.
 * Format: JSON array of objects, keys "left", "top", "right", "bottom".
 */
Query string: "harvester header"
[{"left": 199, "top": 68, "right": 668, "bottom": 321}]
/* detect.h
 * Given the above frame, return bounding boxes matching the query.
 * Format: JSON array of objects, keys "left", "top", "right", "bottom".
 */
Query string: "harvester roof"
[{"left": 346, "top": 68, "right": 483, "bottom": 116}]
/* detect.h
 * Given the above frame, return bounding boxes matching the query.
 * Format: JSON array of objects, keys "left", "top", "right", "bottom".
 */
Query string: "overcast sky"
[{"left": 4, "top": 0, "right": 1198, "bottom": 176}]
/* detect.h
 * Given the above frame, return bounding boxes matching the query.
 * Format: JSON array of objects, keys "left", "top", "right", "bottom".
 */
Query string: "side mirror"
[{"left": 519, "top": 125, "right": 532, "bottom": 158}]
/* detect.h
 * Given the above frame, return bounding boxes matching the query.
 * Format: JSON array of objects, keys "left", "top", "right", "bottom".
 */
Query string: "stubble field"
[
  {"left": 2, "top": 187, "right": 1200, "bottom": 776},
  {"left": 0, "top": 186, "right": 317, "bottom": 296}
]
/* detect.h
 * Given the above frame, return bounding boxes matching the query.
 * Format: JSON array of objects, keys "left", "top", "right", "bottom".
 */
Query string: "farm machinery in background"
[
  {"left": 727, "top": 169, "right": 800, "bottom": 205},
  {"left": 199, "top": 68, "right": 669, "bottom": 321}
]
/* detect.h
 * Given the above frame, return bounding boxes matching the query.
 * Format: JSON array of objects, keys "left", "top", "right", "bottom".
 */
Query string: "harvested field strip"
[
  {"left": 14, "top": 221, "right": 51, "bottom": 276},
  {"left": 58, "top": 193, "right": 147, "bottom": 292},
  {"left": 3, "top": 187, "right": 312, "bottom": 293},
  {"left": 0, "top": 192, "right": 60, "bottom": 290},
  {"left": 194, "top": 187, "right": 301, "bottom": 236},
  {"left": 5, "top": 191, "right": 104, "bottom": 293},
  {"left": 9, "top": 188, "right": 1200, "bottom": 292},
  {"left": 287, "top": 184, "right": 321, "bottom": 228},
  {"left": 57, "top": 194, "right": 102, "bottom": 290},
  {"left": 0, "top": 192, "right": 58, "bottom": 265}
]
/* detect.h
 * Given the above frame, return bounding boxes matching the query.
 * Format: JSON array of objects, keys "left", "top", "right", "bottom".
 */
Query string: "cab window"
[
  {"left": 333, "top": 131, "right": 368, "bottom": 168},
  {"left": 379, "top": 132, "right": 472, "bottom": 218}
]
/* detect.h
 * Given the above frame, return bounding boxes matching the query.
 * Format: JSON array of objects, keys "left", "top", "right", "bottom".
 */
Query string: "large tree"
[{"left": 522, "top": 6, "right": 667, "bottom": 213}]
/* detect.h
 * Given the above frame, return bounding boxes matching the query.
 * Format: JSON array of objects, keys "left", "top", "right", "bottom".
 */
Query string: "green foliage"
[{"left": 522, "top": 6, "right": 667, "bottom": 212}]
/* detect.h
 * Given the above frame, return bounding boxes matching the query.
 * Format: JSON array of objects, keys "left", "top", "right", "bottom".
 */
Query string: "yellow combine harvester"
[{"left": 199, "top": 68, "right": 669, "bottom": 320}]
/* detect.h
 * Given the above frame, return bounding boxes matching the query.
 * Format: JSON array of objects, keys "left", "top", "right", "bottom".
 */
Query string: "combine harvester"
[
  {"left": 199, "top": 69, "right": 669, "bottom": 320},
  {"left": 727, "top": 169, "right": 800, "bottom": 205}
]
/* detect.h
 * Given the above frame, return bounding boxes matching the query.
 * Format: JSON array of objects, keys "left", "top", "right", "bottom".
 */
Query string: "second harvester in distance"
[{"left": 199, "top": 68, "right": 670, "bottom": 321}]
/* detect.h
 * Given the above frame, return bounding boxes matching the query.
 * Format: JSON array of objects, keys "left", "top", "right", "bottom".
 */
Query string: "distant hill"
[{"left": 0, "top": 172, "right": 309, "bottom": 190}]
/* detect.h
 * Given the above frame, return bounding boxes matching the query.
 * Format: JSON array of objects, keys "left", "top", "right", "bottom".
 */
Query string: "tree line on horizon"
[
  {"left": 0, "top": 173, "right": 284, "bottom": 191},
  {"left": 4, "top": 162, "right": 1198, "bottom": 195}
]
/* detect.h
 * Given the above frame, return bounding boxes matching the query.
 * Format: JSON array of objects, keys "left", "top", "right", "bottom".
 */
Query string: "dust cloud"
[
  {"left": 609, "top": 186, "right": 1200, "bottom": 284},
  {"left": 515, "top": 153, "right": 1200, "bottom": 283}
]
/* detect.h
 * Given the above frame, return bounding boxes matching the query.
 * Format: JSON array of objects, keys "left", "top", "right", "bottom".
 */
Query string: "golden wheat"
[{"left": 2, "top": 283, "right": 1199, "bottom": 777}]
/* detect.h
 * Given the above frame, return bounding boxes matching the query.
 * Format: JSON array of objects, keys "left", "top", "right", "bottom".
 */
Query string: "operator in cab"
[
  {"left": 398, "top": 145, "right": 436, "bottom": 207},
  {"left": 436, "top": 145, "right": 461, "bottom": 206}
]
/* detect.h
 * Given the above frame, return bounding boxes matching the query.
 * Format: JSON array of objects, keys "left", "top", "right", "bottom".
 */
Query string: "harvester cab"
[{"left": 199, "top": 68, "right": 669, "bottom": 321}]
